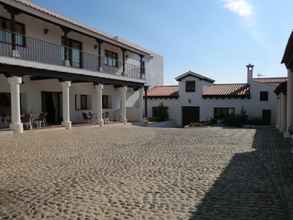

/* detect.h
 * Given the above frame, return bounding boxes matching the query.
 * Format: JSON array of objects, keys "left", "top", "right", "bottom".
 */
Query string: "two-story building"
[
  {"left": 0, "top": 0, "right": 163, "bottom": 133},
  {"left": 146, "top": 65, "right": 286, "bottom": 127}
]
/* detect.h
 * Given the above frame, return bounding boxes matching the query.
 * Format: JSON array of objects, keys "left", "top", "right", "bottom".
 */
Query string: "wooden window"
[
  {"left": 185, "top": 81, "right": 196, "bottom": 92},
  {"left": 260, "top": 91, "right": 268, "bottom": 101},
  {"left": 214, "top": 108, "right": 235, "bottom": 120},
  {"left": 102, "top": 95, "right": 111, "bottom": 109},
  {"left": 80, "top": 95, "right": 88, "bottom": 110},
  {"left": 62, "top": 37, "right": 83, "bottom": 68},
  {"left": 0, "top": 16, "right": 26, "bottom": 47},
  {"left": 104, "top": 50, "right": 119, "bottom": 67},
  {"left": 75, "top": 94, "right": 78, "bottom": 111}
]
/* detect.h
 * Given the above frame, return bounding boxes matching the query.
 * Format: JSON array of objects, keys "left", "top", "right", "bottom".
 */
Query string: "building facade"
[
  {"left": 146, "top": 65, "right": 286, "bottom": 127},
  {"left": 275, "top": 31, "right": 293, "bottom": 137},
  {"left": 0, "top": 0, "right": 163, "bottom": 133}
]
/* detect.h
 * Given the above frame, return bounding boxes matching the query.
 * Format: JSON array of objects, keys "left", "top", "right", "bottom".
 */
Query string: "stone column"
[
  {"left": 286, "top": 68, "right": 293, "bottom": 136},
  {"left": 61, "top": 81, "right": 72, "bottom": 129},
  {"left": 93, "top": 84, "right": 104, "bottom": 126},
  {"left": 8, "top": 76, "right": 23, "bottom": 134},
  {"left": 120, "top": 86, "right": 127, "bottom": 124},
  {"left": 281, "top": 93, "right": 287, "bottom": 134},
  {"left": 138, "top": 87, "right": 144, "bottom": 122},
  {"left": 276, "top": 96, "right": 281, "bottom": 129}
]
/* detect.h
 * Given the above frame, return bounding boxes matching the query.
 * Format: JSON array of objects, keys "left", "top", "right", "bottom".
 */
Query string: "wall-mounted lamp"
[{"left": 44, "top": 28, "right": 49, "bottom": 35}]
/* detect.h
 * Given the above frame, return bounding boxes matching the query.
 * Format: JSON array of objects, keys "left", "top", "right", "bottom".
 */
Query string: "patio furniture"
[
  {"left": 33, "top": 113, "right": 47, "bottom": 128},
  {"left": 103, "top": 112, "right": 110, "bottom": 124},
  {"left": 0, "top": 114, "right": 10, "bottom": 129},
  {"left": 82, "top": 112, "right": 93, "bottom": 122},
  {"left": 22, "top": 113, "right": 33, "bottom": 130}
]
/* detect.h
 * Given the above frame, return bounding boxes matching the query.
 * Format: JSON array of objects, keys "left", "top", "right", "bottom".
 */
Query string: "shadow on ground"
[{"left": 190, "top": 128, "right": 290, "bottom": 220}]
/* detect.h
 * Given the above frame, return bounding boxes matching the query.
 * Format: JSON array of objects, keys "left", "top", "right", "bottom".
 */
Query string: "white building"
[
  {"left": 146, "top": 65, "right": 286, "bottom": 127},
  {"left": 275, "top": 31, "right": 293, "bottom": 138},
  {"left": 0, "top": 0, "right": 163, "bottom": 133}
]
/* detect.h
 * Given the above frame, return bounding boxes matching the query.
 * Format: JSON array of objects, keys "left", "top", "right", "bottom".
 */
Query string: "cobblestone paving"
[{"left": 0, "top": 126, "right": 288, "bottom": 219}]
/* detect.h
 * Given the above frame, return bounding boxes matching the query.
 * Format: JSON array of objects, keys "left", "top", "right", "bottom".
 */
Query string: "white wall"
[
  {"left": 0, "top": 74, "right": 142, "bottom": 124},
  {"left": 147, "top": 98, "right": 180, "bottom": 123},
  {"left": 145, "top": 53, "right": 164, "bottom": 87},
  {"left": 147, "top": 75, "right": 280, "bottom": 127}
]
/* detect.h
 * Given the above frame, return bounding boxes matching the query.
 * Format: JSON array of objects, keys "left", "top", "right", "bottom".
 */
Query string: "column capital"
[
  {"left": 121, "top": 86, "right": 128, "bottom": 92},
  {"left": 94, "top": 83, "right": 104, "bottom": 90},
  {"left": 61, "top": 81, "right": 71, "bottom": 88},
  {"left": 8, "top": 76, "right": 22, "bottom": 85}
]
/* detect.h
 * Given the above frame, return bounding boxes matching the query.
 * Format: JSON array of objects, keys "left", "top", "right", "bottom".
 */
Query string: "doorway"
[
  {"left": 182, "top": 106, "right": 200, "bottom": 127},
  {"left": 41, "top": 92, "right": 62, "bottom": 124},
  {"left": 262, "top": 109, "right": 271, "bottom": 125}
]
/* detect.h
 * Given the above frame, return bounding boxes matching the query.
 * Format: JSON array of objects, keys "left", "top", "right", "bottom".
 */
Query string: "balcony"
[{"left": 0, "top": 31, "right": 145, "bottom": 80}]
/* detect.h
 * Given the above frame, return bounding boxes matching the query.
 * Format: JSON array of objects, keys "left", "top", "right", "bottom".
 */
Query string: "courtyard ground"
[{"left": 0, "top": 126, "right": 289, "bottom": 219}]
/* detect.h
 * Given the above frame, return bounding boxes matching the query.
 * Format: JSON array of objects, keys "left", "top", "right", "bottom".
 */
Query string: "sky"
[{"left": 34, "top": 0, "right": 293, "bottom": 84}]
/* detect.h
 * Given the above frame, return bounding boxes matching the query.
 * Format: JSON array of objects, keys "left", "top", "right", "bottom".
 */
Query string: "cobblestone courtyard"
[{"left": 0, "top": 126, "right": 288, "bottom": 219}]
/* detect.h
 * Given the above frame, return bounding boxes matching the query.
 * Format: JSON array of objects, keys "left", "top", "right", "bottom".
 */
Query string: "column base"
[
  {"left": 10, "top": 123, "right": 23, "bottom": 134},
  {"left": 64, "top": 60, "right": 71, "bottom": 67},
  {"left": 12, "top": 49, "right": 20, "bottom": 58},
  {"left": 121, "top": 119, "right": 127, "bottom": 125},
  {"left": 62, "top": 121, "right": 72, "bottom": 129},
  {"left": 97, "top": 119, "right": 104, "bottom": 127},
  {"left": 284, "top": 132, "right": 291, "bottom": 138}
]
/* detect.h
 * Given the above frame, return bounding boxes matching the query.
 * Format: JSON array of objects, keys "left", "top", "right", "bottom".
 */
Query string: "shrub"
[
  {"left": 223, "top": 114, "right": 246, "bottom": 127},
  {"left": 247, "top": 117, "right": 266, "bottom": 125},
  {"left": 150, "top": 103, "right": 169, "bottom": 122}
]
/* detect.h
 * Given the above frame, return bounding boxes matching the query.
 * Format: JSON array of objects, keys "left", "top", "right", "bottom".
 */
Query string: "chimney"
[{"left": 246, "top": 64, "right": 254, "bottom": 84}]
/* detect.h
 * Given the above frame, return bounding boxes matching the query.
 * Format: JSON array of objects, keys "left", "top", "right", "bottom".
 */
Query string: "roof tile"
[
  {"left": 202, "top": 84, "right": 250, "bottom": 97},
  {"left": 146, "top": 86, "right": 179, "bottom": 98}
]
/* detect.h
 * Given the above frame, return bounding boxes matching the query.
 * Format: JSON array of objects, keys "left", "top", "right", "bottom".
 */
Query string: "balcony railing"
[{"left": 0, "top": 31, "right": 145, "bottom": 80}]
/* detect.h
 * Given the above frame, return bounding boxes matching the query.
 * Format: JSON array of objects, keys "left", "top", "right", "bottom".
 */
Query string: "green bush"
[
  {"left": 223, "top": 114, "right": 246, "bottom": 127},
  {"left": 150, "top": 103, "right": 169, "bottom": 122},
  {"left": 247, "top": 117, "right": 266, "bottom": 125}
]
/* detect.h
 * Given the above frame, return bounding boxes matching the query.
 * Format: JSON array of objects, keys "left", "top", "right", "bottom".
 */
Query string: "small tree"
[{"left": 154, "top": 103, "right": 169, "bottom": 122}]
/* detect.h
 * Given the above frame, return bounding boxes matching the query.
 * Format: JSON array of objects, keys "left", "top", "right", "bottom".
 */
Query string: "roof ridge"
[
  {"left": 152, "top": 85, "right": 178, "bottom": 88},
  {"left": 253, "top": 77, "right": 287, "bottom": 79},
  {"left": 211, "top": 83, "right": 248, "bottom": 86}
]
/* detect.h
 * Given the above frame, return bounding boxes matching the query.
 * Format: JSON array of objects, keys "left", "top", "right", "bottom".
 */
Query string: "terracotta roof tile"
[
  {"left": 146, "top": 86, "right": 179, "bottom": 98},
  {"left": 275, "top": 81, "right": 287, "bottom": 95},
  {"left": 253, "top": 77, "right": 287, "bottom": 84},
  {"left": 202, "top": 84, "right": 250, "bottom": 98}
]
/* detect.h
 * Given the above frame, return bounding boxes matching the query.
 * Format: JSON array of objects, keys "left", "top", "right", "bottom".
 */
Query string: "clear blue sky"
[{"left": 34, "top": 0, "right": 291, "bottom": 84}]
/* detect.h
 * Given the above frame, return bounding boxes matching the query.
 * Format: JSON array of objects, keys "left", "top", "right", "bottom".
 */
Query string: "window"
[
  {"left": 102, "top": 95, "right": 111, "bottom": 109},
  {"left": 260, "top": 91, "right": 269, "bottom": 101},
  {"left": 152, "top": 106, "right": 168, "bottom": 118},
  {"left": 0, "top": 16, "right": 26, "bottom": 47},
  {"left": 214, "top": 108, "right": 235, "bottom": 120},
  {"left": 75, "top": 95, "right": 78, "bottom": 111},
  {"left": 62, "top": 38, "right": 82, "bottom": 68},
  {"left": 185, "top": 81, "right": 196, "bottom": 92},
  {"left": 104, "top": 50, "right": 119, "bottom": 67},
  {"left": 80, "top": 95, "right": 88, "bottom": 110}
]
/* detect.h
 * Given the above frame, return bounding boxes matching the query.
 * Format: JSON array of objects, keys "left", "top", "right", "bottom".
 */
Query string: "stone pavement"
[{"left": 0, "top": 126, "right": 289, "bottom": 219}]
